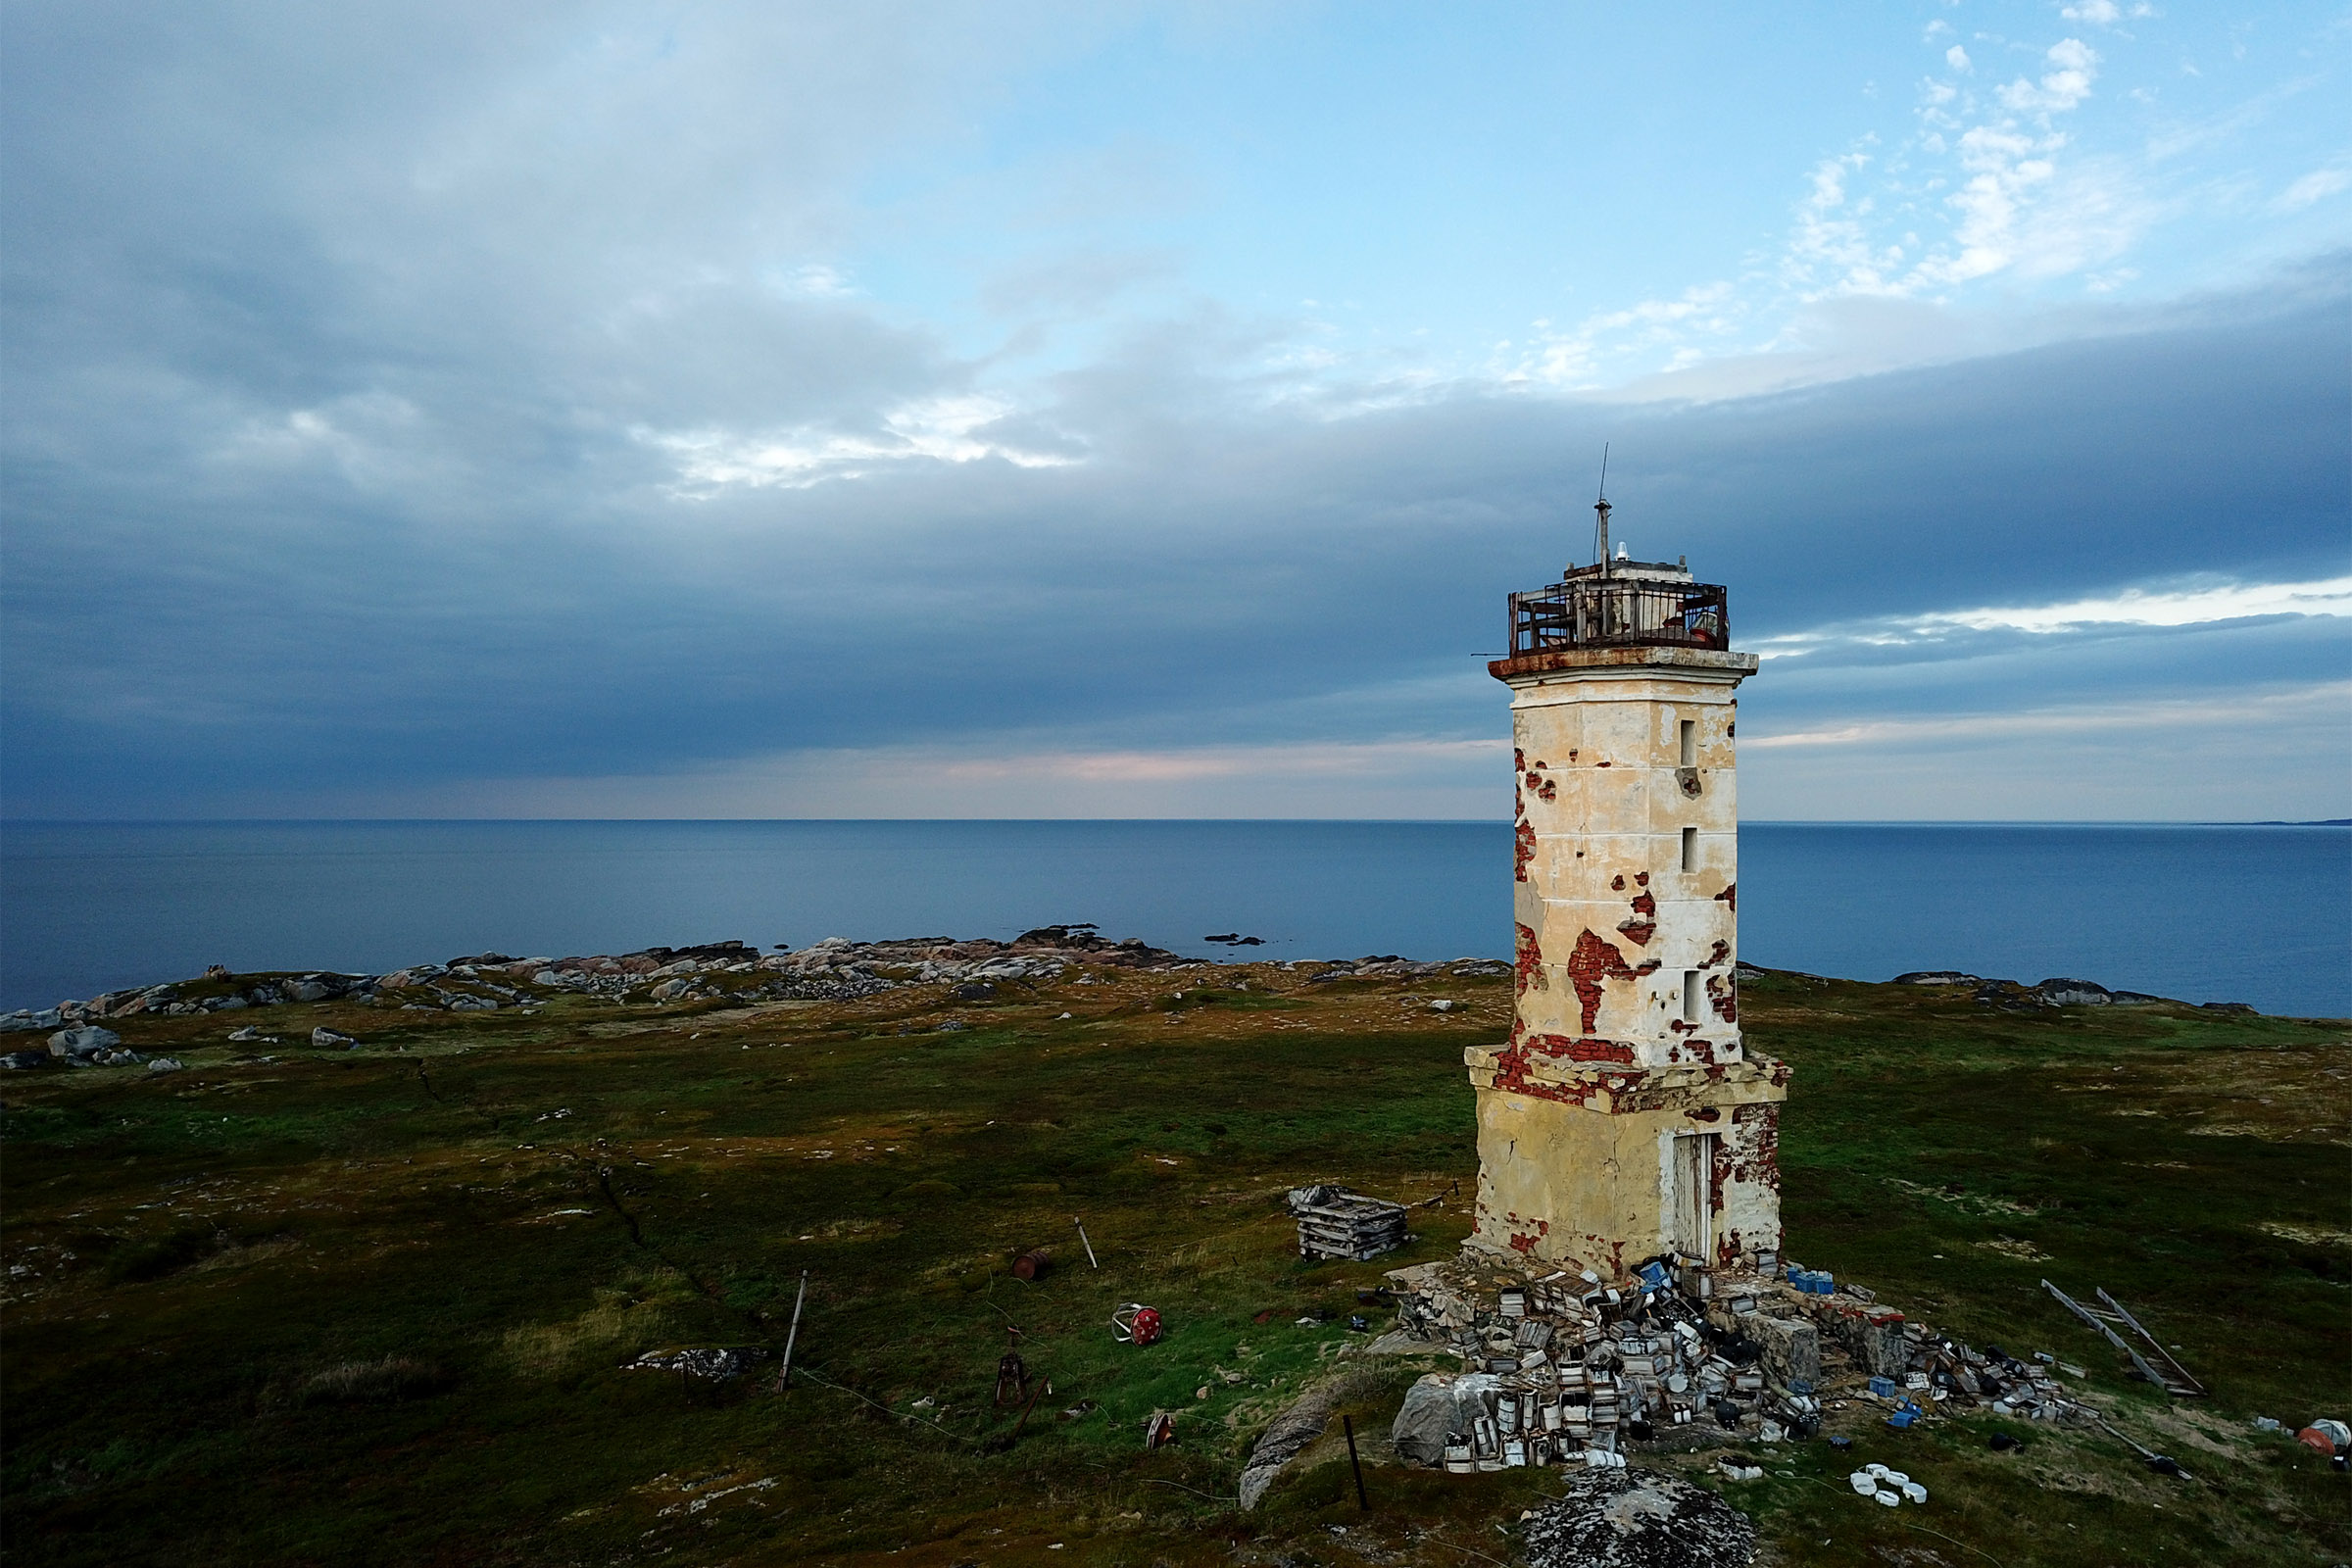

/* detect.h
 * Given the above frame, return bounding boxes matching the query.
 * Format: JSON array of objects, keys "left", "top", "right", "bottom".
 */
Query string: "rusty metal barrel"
[{"left": 1011, "top": 1248, "right": 1053, "bottom": 1281}]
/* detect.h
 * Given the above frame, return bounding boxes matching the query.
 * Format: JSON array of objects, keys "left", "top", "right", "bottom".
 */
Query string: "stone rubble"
[
  {"left": 1519, "top": 1466, "right": 1758, "bottom": 1568},
  {"left": 1387, "top": 1249, "right": 2095, "bottom": 1475}
]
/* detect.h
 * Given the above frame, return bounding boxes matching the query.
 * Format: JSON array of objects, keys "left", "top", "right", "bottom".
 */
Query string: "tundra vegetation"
[{"left": 1, "top": 956, "right": 2345, "bottom": 1565}]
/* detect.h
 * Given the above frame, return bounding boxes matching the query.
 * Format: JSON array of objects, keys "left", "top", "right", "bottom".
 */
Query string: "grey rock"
[
  {"left": 1749, "top": 1317, "right": 1821, "bottom": 1388},
  {"left": 311, "top": 1026, "right": 359, "bottom": 1050},
  {"left": 287, "top": 979, "right": 337, "bottom": 1004},
  {"left": 227, "top": 1026, "right": 262, "bottom": 1042},
  {"left": 2033, "top": 977, "right": 2111, "bottom": 1005},
  {"left": 1427, "top": 999, "right": 1458, "bottom": 1012},
  {"left": 1392, "top": 1373, "right": 1461, "bottom": 1465},
  {"left": 3, "top": 1050, "right": 52, "bottom": 1070},
  {"left": 1891, "top": 971, "right": 1980, "bottom": 986},
  {"left": 445, "top": 995, "right": 498, "bottom": 1011},
  {"left": 2, "top": 1007, "right": 63, "bottom": 1033},
  {"left": 148, "top": 1057, "right": 185, "bottom": 1074},
  {"left": 48, "top": 1025, "right": 122, "bottom": 1059}
]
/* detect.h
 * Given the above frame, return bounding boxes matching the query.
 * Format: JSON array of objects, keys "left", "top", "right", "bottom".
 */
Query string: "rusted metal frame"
[
  {"left": 1506, "top": 581, "right": 1731, "bottom": 657},
  {"left": 2043, "top": 1278, "right": 2177, "bottom": 1393},
  {"left": 2095, "top": 1288, "right": 2207, "bottom": 1396}
]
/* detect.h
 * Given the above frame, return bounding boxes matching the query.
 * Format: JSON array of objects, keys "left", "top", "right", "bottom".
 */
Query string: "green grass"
[{"left": 1, "top": 965, "right": 2344, "bottom": 1565}]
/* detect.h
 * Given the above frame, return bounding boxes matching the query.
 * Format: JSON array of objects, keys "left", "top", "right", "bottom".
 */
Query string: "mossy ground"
[{"left": 2, "top": 965, "right": 2345, "bottom": 1565}]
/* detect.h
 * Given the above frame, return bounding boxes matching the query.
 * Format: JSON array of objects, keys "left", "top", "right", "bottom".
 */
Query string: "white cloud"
[
  {"left": 2059, "top": 1, "right": 2155, "bottom": 27},
  {"left": 1945, "top": 45, "right": 1973, "bottom": 73},
  {"left": 1756, "top": 574, "right": 2352, "bottom": 659},
  {"left": 2276, "top": 167, "right": 2351, "bottom": 212},
  {"left": 1513, "top": 281, "right": 1743, "bottom": 387},
  {"left": 639, "top": 394, "right": 1077, "bottom": 491},
  {"left": 1744, "top": 680, "right": 2349, "bottom": 750},
  {"left": 1998, "top": 37, "right": 2100, "bottom": 117}
]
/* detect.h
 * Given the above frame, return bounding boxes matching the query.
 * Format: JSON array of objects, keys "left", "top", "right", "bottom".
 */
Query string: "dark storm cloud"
[{"left": 1, "top": 4, "right": 2345, "bottom": 816}]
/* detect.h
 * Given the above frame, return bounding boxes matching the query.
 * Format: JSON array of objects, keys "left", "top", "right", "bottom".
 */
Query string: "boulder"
[
  {"left": 48, "top": 1025, "right": 122, "bottom": 1059},
  {"left": 445, "top": 995, "right": 498, "bottom": 1011},
  {"left": 1392, "top": 1374, "right": 1461, "bottom": 1465},
  {"left": 148, "top": 1057, "right": 185, "bottom": 1074},
  {"left": 1750, "top": 1317, "right": 1821, "bottom": 1388},
  {"left": 3, "top": 1050, "right": 52, "bottom": 1070},
  {"left": 2032, "top": 977, "right": 2111, "bottom": 1006},
  {"left": 311, "top": 1026, "right": 359, "bottom": 1050}
]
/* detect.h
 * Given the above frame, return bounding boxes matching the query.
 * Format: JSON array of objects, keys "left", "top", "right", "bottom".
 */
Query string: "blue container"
[
  {"left": 1637, "top": 1261, "right": 1669, "bottom": 1290},
  {"left": 1868, "top": 1376, "right": 1897, "bottom": 1397},
  {"left": 1886, "top": 1408, "right": 1918, "bottom": 1430}
]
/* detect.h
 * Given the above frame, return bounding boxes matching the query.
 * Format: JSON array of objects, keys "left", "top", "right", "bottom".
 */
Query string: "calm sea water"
[{"left": 2, "top": 821, "right": 2345, "bottom": 1017}]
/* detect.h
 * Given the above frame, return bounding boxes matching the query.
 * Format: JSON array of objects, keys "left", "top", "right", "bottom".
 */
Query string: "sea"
[{"left": 2, "top": 820, "right": 2346, "bottom": 1018}]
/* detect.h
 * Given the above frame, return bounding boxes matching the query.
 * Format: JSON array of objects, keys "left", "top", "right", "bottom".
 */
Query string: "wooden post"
[
  {"left": 1343, "top": 1415, "right": 1369, "bottom": 1511},
  {"left": 777, "top": 1269, "right": 808, "bottom": 1391}
]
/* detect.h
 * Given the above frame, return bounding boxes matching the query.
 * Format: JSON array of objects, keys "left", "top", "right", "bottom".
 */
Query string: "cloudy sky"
[{"left": 4, "top": 1, "right": 2346, "bottom": 821}]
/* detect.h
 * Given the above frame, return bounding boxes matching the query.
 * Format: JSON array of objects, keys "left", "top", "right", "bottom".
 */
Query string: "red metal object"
[
  {"left": 2297, "top": 1427, "right": 2336, "bottom": 1456},
  {"left": 1112, "top": 1303, "right": 1162, "bottom": 1346},
  {"left": 1011, "top": 1248, "right": 1052, "bottom": 1281}
]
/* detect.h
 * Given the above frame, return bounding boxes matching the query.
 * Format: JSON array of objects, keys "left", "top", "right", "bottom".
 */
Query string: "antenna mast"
[{"left": 1593, "top": 443, "right": 1613, "bottom": 578}]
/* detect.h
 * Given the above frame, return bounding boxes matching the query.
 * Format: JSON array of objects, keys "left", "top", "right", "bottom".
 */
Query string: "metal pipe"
[{"left": 778, "top": 1269, "right": 809, "bottom": 1390}]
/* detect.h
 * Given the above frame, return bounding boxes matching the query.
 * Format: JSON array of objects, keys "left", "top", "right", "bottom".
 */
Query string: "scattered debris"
[
  {"left": 1288, "top": 1184, "right": 1408, "bottom": 1262},
  {"left": 1519, "top": 1466, "right": 1757, "bottom": 1568},
  {"left": 623, "top": 1348, "right": 768, "bottom": 1381},
  {"left": 1011, "top": 1248, "right": 1052, "bottom": 1281},
  {"left": 311, "top": 1027, "right": 358, "bottom": 1050},
  {"left": 995, "top": 1350, "right": 1030, "bottom": 1407},
  {"left": 1073, "top": 1218, "right": 1099, "bottom": 1268},
  {"left": 1386, "top": 1251, "right": 2093, "bottom": 1474},
  {"left": 1141, "top": 1411, "right": 1176, "bottom": 1449}
]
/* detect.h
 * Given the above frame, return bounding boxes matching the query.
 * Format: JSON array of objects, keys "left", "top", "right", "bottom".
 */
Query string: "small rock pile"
[{"left": 1520, "top": 1467, "right": 1757, "bottom": 1568}]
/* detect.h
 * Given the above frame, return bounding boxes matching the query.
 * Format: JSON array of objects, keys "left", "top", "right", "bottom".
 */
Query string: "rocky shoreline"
[{"left": 1, "top": 927, "right": 1514, "bottom": 1068}]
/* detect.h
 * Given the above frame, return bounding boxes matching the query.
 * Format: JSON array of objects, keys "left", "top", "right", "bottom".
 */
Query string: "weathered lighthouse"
[{"left": 1465, "top": 499, "right": 1787, "bottom": 1277}]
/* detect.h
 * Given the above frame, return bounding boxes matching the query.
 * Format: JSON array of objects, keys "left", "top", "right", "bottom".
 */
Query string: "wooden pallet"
[{"left": 2041, "top": 1279, "right": 2207, "bottom": 1397}]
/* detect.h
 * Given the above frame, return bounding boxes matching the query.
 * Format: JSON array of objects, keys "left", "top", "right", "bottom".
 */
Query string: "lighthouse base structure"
[
  {"left": 1469, "top": 628, "right": 1787, "bottom": 1279},
  {"left": 1463, "top": 1052, "right": 1788, "bottom": 1275}
]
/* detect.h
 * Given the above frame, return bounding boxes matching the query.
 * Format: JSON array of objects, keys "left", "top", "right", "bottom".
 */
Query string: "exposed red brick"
[
  {"left": 1514, "top": 815, "right": 1536, "bottom": 883},
  {"left": 1610, "top": 874, "right": 1625, "bottom": 891},
  {"left": 1565, "top": 928, "right": 1639, "bottom": 1035},
  {"left": 1706, "top": 972, "right": 1737, "bottom": 1023},
  {"left": 1635, "top": 872, "right": 1649, "bottom": 888},
  {"left": 1713, "top": 882, "right": 1737, "bottom": 911}
]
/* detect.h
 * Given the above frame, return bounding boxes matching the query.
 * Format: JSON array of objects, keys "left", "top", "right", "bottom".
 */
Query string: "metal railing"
[{"left": 1505, "top": 578, "right": 1731, "bottom": 657}]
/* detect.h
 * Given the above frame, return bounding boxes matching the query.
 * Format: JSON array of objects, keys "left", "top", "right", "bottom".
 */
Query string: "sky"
[{"left": 3, "top": 0, "right": 2346, "bottom": 822}]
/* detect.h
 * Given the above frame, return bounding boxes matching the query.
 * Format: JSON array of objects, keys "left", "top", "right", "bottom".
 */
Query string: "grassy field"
[{"left": 2, "top": 961, "right": 2346, "bottom": 1566}]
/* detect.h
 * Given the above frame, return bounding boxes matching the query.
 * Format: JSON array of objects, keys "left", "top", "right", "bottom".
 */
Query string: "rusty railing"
[{"left": 1505, "top": 578, "right": 1731, "bottom": 657}]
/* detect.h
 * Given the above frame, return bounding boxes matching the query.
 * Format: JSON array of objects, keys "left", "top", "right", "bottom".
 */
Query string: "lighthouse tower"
[{"left": 1465, "top": 504, "right": 1787, "bottom": 1277}]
